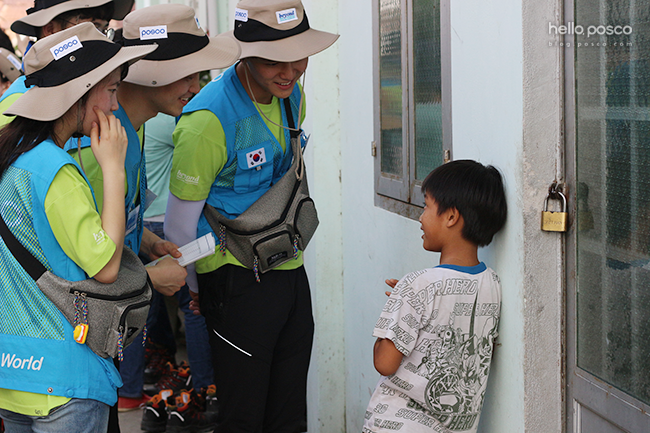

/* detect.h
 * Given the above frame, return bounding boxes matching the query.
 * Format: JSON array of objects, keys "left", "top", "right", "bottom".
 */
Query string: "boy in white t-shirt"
[{"left": 363, "top": 160, "right": 508, "bottom": 433}]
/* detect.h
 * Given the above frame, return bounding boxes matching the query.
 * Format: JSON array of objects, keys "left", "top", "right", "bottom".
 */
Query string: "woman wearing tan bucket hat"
[
  {"left": 0, "top": 0, "right": 135, "bottom": 127},
  {"left": 0, "top": 22, "right": 154, "bottom": 432},
  {"left": 64, "top": 3, "right": 240, "bottom": 427},
  {"left": 166, "top": 0, "right": 338, "bottom": 431}
]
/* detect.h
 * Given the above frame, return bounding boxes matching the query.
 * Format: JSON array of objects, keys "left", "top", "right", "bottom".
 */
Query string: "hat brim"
[
  {"left": 11, "top": 0, "right": 135, "bottom": 37},
  {"left": 5, "top": 44, "right": 155, "bottom": 121},
  {"left": 123, "top": 34, "right": 240, "bottom": 87},
  {"left": 228, "top": 28, "right": 339, "bottom": 62}
]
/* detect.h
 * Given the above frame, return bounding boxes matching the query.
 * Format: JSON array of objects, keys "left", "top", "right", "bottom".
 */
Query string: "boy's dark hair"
[{"left": 421, "top": 159, "right": 507, "bottom": 247}]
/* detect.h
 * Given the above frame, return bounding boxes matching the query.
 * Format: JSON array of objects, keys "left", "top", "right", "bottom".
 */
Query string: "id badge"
[
  {"left": 125, "top": 204, "right": 140, "bottom": 236},
  {"left": 144, "top": 188, "right": 158, "bottom": 212},
  {"left": 300, "top": 131, "right": 310, "bottom": 149}
]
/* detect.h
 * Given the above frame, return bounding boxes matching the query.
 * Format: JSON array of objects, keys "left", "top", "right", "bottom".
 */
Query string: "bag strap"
[
  {"left": 283, "top": 98, "right": 304, "bottom": 180},
  {"left": 0, "top": 212, "right": 47, "bottom": 280},
  {"left": 283, "top": 98, "right": 300, "bottom": 140}
]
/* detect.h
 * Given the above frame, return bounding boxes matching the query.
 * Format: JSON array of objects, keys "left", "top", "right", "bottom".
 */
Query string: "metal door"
[{"left": 566, "top": 0, "right": 650, "bottom": 431}]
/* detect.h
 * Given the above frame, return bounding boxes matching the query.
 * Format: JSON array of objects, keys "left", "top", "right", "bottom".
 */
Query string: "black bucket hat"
[{"left": 11, "top": 0, "right": 135, "bottom": 37}]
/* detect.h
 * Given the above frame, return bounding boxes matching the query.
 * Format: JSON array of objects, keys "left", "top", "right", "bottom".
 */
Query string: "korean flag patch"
[{"left": 246, "top": 148, "right": 266, "bottom": 168}]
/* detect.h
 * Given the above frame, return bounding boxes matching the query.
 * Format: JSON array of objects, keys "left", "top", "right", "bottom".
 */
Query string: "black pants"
[
  {"left": 198, "top": 265, "right": 314, "bottom": 433},
  {"left": 107, "top": 358, "right": 120, "bottom": 433}
]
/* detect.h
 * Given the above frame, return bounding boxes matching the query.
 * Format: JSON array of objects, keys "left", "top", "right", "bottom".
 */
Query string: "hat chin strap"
[
  {"left": 73, "top": 101, "right": 84, "bottom": 137},
  {"left": 74, "top": 102, "right": 87, "bottom": 175},
  {"left": 243, "top": 62, "right": 306, "bottom": 181},
  {"left": 243, "top": 60, "right": 304, "bottom": 133}
]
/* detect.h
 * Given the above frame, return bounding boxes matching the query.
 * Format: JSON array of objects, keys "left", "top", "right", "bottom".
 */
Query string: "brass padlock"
[{"left": 541, "top": 191, "right": 568, "bottom": 232}]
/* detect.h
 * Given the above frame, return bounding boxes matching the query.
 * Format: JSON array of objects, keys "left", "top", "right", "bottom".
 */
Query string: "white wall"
[
  {"left": 300, "top": 0, "right": 345, "bottom": 431},
  {"left": 333, "top": 0, "right": 563, "bottom": 432}
]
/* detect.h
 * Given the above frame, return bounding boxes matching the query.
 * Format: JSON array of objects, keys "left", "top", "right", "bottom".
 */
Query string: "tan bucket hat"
[
  {"left": 227, "top": 0, "right": 339, "bottom": 62},
  {"left": 11, "top": 0, "right": 135, "bottom": 37},
  {"left": 121, "top": 4, "right": 241, "bottom": 87},
  {"left": 4, "top": 22, "right": 156, "bottom": 121},
  {"left": 0, "top": 49, "right": 23, "bottom": 83}
]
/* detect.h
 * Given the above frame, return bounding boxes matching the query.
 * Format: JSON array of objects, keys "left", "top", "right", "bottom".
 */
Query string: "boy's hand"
[
  {"left": 385, "top": 278, "right": 398, "bottom": 296},
  {"left": 189, "top": 290, "right": 201, "bottom": 316}
]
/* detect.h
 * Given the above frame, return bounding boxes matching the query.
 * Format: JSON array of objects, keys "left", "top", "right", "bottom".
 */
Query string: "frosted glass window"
[
  {"left": 375, "top": 0, "right": 449, "bottom": 211},
  {"left": 413, "top": 0, "right": 443, "bottom": 180},
  {"left": 379, "top": 0, "right": 403, "bottom": 177}
]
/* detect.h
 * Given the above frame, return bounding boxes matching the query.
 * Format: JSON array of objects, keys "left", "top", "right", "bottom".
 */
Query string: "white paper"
[{"left": 146, "top": 233, "right": 215, "bottom": 268}]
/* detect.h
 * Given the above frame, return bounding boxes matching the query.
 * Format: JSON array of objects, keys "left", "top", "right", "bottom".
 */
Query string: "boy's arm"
[{"left": 373, "top": 338, "right": 404, "bottom": 376}]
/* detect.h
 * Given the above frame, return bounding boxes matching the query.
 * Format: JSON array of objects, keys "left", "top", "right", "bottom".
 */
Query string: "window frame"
[{"left": 372, "top": 0, "right": 452, "bottom": 219}]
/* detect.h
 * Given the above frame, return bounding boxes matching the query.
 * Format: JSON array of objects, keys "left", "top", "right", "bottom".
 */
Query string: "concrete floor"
[{"left": 118, "top": 408, "right": 145, "bottom": 433}]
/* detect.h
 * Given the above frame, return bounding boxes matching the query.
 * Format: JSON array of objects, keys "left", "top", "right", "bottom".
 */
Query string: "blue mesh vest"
[
  {"left": 0, "top": 139, "right": 121, "bottom": 405},
  {"left": 182, "top": 65, "right": 301, "bottom": 244},
  {"left": 64, "top": 104, "right": 145, "bottom": 254},
  {"left": 0, "top": 75, "right": 28, "bottom": 102}
]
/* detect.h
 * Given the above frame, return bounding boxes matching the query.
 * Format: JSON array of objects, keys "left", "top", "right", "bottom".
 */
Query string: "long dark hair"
[
  {"left": 0, "top": 117, "right": 58, "bottom": 175},
  {"left": 0, "top": 75, "right": 107, "bottom": 175}
]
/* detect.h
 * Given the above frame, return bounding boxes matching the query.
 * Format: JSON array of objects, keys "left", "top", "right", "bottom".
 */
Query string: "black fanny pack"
[
  {"left": 0, "top": 213, "right": 152, "bottom": 359},
  {"left": 203, "top": 98, "right": 319, "bottom": 281}
]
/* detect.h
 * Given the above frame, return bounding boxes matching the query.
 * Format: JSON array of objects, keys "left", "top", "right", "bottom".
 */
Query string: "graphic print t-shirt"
[{"left": 363, "top": 263, "right": 501, "bottom": 433}]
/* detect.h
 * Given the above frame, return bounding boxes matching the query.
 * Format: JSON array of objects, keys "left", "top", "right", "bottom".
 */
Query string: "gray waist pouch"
[
  {"left": 0, "top": 211, "right": 153, "bottom": 359},
  {"left": 37, "top": 246, "right": 152, "bottom": 359},
  {"left": 203, "top": 101, "right": 318, "bottom": 280},
  {"left": 204, "top": 134, "right": 318, "bottom": 278}
]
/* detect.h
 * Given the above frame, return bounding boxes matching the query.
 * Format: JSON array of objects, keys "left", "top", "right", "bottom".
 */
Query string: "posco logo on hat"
[
  {"left": 50, "top": 35, "right": 82, "bottom": 61},
  {"left": 140, "top": 25, "right": 168, "bottom": 41},
  {"left": 276, "top": 8, "right": 298, "bottom": 24},
  {"left": 235, "top": 8, "right": 248, "bottom": 22}
]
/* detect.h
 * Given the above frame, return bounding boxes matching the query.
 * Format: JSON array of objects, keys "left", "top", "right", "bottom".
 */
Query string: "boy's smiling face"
[
  {"left": 243, "top": 57, "right": 309, "bottom": 104},
  {"left": 419, "top": 192, "right": 449, "bottom": 252},
  {"left": 147, "top": 73, "right": 201, "bottom": 117}
]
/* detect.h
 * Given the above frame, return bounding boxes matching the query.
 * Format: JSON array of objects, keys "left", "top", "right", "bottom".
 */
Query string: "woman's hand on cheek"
[{"left": 91, "top": 106, "right": 128, "bottom": 171}]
